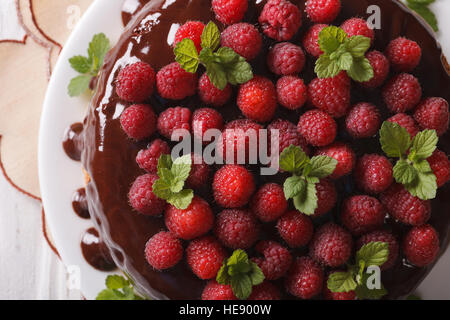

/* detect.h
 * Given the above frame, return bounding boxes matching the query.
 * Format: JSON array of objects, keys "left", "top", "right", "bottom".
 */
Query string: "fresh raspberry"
[
  {"left": 341, "top": 17, "right": 374, "bottom": 44},
  {"left": 268, "top": 119, "right": 310, "bottom": 156},
  {"left": 157, "top": 106, "right": 191, "bottom": 139},
  {"left": 277, "top": 210, "right": 314, "bottom": 248},
  {"left": 116, "top": 62, "right": 155, "bottom": 102},
  {"left": 214, "top": 209, "right": 259, "bottom": 249},
  {"left": 345, "top": 102, "right": 381, "bottom": 138},
  {"left": 316, "top": 142, "right": 355, "bottom": 179},
  {"left": 323, "top": 272, "right": 356, "bottom": 300},
  {"left": 302, "top": 24, "right": 328, "bottom": 58},
  {"left": 386, "top": 37, "right": 422, "bottom": 72},
  {"left": 192, "top": 108, "right": 224, "bottom": 144},
  {"left": 259, "top": 0, "right": 302, "bottom": 41},
  {"left": 165, "top": 196, "right": 214, "bottom": 240},
  {"left": 136, "top": 139, "right": 170, "bottom": 173},
  {"left": 414, "top": 97, "right": 449, "bottom": 136},
  {"left": 144, "top": 231, "right": 183, "bottom": 270},
  {"left": 253, "top": 241, "right": 292, "bottom": 280},
  {"left": 341, "top": 195, "right": 386, "bottom": 236},
  {"left": 285, "top": 256, "right": 324, "bottom": 299},
  {"left": 387, "top": 113, "right": 420, "bottom": 138},
  {"left": 213, "top": 165, "right": 255, "bottom": 208},
  {"left": 298, "top": 109, "right": 337, "bottom": 147},
  {"left": 380, "top": 184, "right": 431, "bottom": 226},
  {"left": 156, "top": 62, "right": 197, "bottom": 100},
  {"left": 221, "top": 23, "right": 262, "bottom": 61},
  {"left": 428, "top": 150, "right": 450, "bottom": 187},
  {"left": 309, "top": 223, "right": 353, "bottom": 267},
  {"left": 312, "top": 179, "right": 337, "bottom": 217},
  {"left": 202, "top": 280, "right": 237, "bottom": 300},
  {"left": 212, "top": 0, "right": 248, "bottom": 25},
  {"left": 120, "top": 104, "right": 157, "bottom": 140},
  {"left": 403, "top": 224, "right": 440, "bottom": 267},
  {"left": 250, "top": 183, "right": 287, "bottom": 222},
  {"left": 308, "top": 72, "right": 351, "bottom": 118},
  {"left": 237, "top": 76, "right": 277, "bottom": 123},
  {"left": 305, "top": 0, "right": 341, "bottom": 23},
  {"left": 382, "top": 73, "right": 422, "bottom": 113},
  {"left": 248, "top": 281, "right": 281, "bottom": 300},
  {"left": 128, "top": 174, "right": 166, "bottom": 216},
  {"left": 217, "top": 119, "right": 263, "bottom": 164},
  {"left": 354, "top": 154, "right": 393, "bottom": 194},
  {"left": 357, "top": 230, "right": 399, "bottom": 270},
  {"left": 186, "top": 236, "right": 227, "bottom": 280},
  {"left": 361, "top": 51, "right": 390, "bottom": 88},
  {"left": 276, "top": 76, "right": 308, "bottom": 110},
  {"left": 267, "top": 42, "right": 305, "bottom": 76},
  {"left": 186, "top": 153, "right": 211, "bottom": 189},
  {"left": 173, "top": 21, "right": 205, "bottom": 53},
  {"left": 198, "top": 73, "right": 232, "bottom": 107}
]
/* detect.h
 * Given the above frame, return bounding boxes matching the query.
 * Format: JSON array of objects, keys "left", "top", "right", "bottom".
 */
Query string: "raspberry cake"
[{"left": 65, "top": 0, "right": 450, "bottom": 299}]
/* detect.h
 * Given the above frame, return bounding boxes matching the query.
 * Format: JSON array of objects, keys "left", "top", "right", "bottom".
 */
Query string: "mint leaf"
[
  {"left": 96, "top": 275, "right": 145, "bottom": 300},
  {"left": 408, "top": 0, "right": 435, "bottom": 4},
  {"left": 356, "top": 242, "right": 389, "bottom": 267},
  {"left": 231, "top": 274, "right": 252, "bottom": 300},
  {"left": 308, "top": 156, "right": 338, "bottom": 178},
  {"left": 201, "top": 21, "right": 220, "bottom": 51},
  {"left": 152, "top": 178, "right": 173, "bottom": 200},
  {"left": 337, "top": 52, "right": 353, "bottom": 70},
  {"left": 88, "top": 33, "right": 110, "bottom": 72},
  {"left": 314, "top": 55, "right": 341, "bottom": 79},
  {"left": 106, "top": 275, "right": 129, "bottom": 290},
  {"left": 174, "top": 38, "right": 199, "bottom": 73},
  {"left": 279, "top": 145, "right": 308, "bottom": 174},
  {"left": 405, "top": 170, "right": 437, "bottom": 200},
  {"left": 407, "top": 1, "right": 438, "bottom": 32},
  {"left": 409, "top": 129, "right": 438, "bottom": 160},
  {"left": 249, "top": 262, "right": 265, "bottom": 286},
  {"left": 227, "top": 249, "right": 251, "bottom": 275},
  {"left": 346, "top": 35, "right": 371, "bottom": 58},
  {"left": 216, "top": 264, "right": 231, "bottom": 285},
  {"left": 327, "top": 271, "right": 358, "bottom": 293},
  {"left": 379, "top": 121, "right": 411, "bottom": 158},
  {"left": 393, "top": 160, "right": 418, "bottom": 185},
  {"left": 293, "top": 180, "right": 318, "bottom": 215},
  {"left": 406, "top": 294, "right": 422, "bottom": 300},
  {"left": 216, "top": 47, "right": 240, "bottom": 65},
  {"left": 68, "top": 74, "right": 91, "bottom": 97},
  {"left": 206, "top": 62, "right": 228, "bottom": 90},
  {"left": 318, "top": 26, "right": 347, "bottom": 54},
  {"left": 284, "top": 176, "right": 306, "bottom": 199},
  {"left": 355, "top": 274, "right": 387, "bottom": 300},
  {"left": 157, "top": 154, "right": 173, "bottom": 177},
  {"left": 171, "top": 154, "right": 192, "bottom": 181},
  {"left": 224, "top": 56, "right": 253, "bottom": 86},
  {"left": 346, "top": 57, "right": 374, "bottom": 82},
  {"left": 167, "top": 189, "right": 194, "bottom": 210},
  {"left": 69, "top": 55, "right": 91, "bottom": 73}
]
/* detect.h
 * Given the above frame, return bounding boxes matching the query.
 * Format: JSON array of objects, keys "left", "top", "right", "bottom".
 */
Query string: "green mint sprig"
[
  {"left": 96, "top": 275, "right": 145, "bottom": 300},
  {"left": 152, "top": 154, "right": 194, "bottom": 210},
  {"left": 280, "top": 145, "right": 337, "bottom": 215},
  {"left": 216, "top": 249, "right": 265, "bottom": 300},
  {"left": 327, "top": 242, "right": 389, "bottom": 300},
  {"left": 379, "top": 121, "right": 438, "bottom": 200},
  {"left": 315, "top": 26, "right": 374, "bottom": 82},
  {"left": 174, "top": 22, "right": 253, "bottom": 90},
  {"left": 407, "top": 0, "right": 438, "bottom": 32},
  {"left": 68, "top": 33, "right": 110, "bottom": 97}
]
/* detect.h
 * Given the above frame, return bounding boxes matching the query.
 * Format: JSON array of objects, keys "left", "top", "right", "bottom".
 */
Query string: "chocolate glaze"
[
  {"left": 63, "top": 122, "right": 84, "bottom": 161},
  {"left": 81, "top": 228, "right": 117, "bottom": 271},
  {"left": 79, "top": 0, "right": 450, "bottom": 299},
  {"left": 72, "top": 188, "right": 90, "bottom": 219}
]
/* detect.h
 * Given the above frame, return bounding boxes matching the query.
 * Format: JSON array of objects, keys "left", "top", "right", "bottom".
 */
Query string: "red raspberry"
[
  {"left": 173, "top": 21, "right": 205, "bottom": 53},
  {"left": 308, "top": 72, "right": 351, "bottom": 118},
  {"left": 357, "top": 230, "right": 399, "bottom": 270},
  {"left": 428, "top": 149, "right": 450, "bottom": 187},
  {"left": 156, "top": 62, "right": 197, "bottom": 100},
  {"left": 316, "top": 142, "right": 355, "bottom": 179},
  {"left": 198, "top": 73, "right": 232, "bottom": 107},
  {"left": 361, "top": 50, "right": 390, "bottom": 88},
  {"left": 414, "top": 97, "right": 449, "bottom": 136},
  {"left": 248, "top": 281, "right": 281, "bottom": 300},
  {"left": 157, "top": 106, "right": 191, "bottom": 139},
  {"left": 237, "top": 76, "right": 277, "bottom": 123},
  {"left": 202, "top": 280, "right": 237, "bottom": 300},
  {"left": 380, "top": 184, "right": 431, "bottom": 226},
  {"left": 387, "top": 113, "right": 420, "bottom": 138},
  {"left": 212, "top": 0, "right": 248, "bottom": 25},
  {"left": 165, "top": 196, "right": 214, "bottom": 240},
  {"left": 253, "top": 241, "right": 292, "bottom": 280},
  {"left": 341, "top": 195, "right": 386, "bottom": 236},
  {"left": 213, "top": 165, "right": 255, "bottom": 208},
  {"left": 305, "top": 0, "right": 341, "bottom": 23},
  {"left": 309, "top": 223, "right": 353, "bottom": 267},
  {"left": 186, "top": 236, "right": 227, "bottom": 280},
  {"left": 221, "top": 23, "right": 262, "bottom": 61},
  {"left": 312, "top": 179, "right": 337, "bottom": 217},
  {"left": 354, "top": 154, "right": 393, "bottom": 194},
  {"left": 144, "top": 231, "right": 183, "bottom": 270},
  {"left": 277, "top": 210, "right": 314, "bottom": 248},
  {"left": 323, "top": 272, "right": 356, "bottom": 300},
  {"left": 298, "top": 109, "right": 337, "bottom": 147},
  {"left": 186, "top": 153, "right": 211, "bottom": 189},
  {"left": 345, "top": 102, "right": 381, "bottom": 138},
  {"left": 386, "top": 37, "right": 422, "bottom": 72},
  {"left": 267, "top": 42, "right": 305, "bottom": 76},
  {"left": 268, "top": 119, "right": 310, "bottom": 156},
  {"left": 302, "top": 24, "right": 328, "bottom": 58},
  {"left": 341, "top": 17, "right": 374, "bottom": 44},
  {"left": 276, "top": 76, "right": 308, "bottom": 110},
  {"left": 250, "top": 183, "right": 287, "bottom": 222},
  {"left": 403, "top": 224, "right": 440, "bottom": 267},
  {"left": 136, "top": 139, "right": 170, "bottom": 173},
  {"left": 285, "top": 256, "right": 324, "bottom": 299},
  {"left": 259, "top": 0, "right": 302, "bottom": 41},
  {"left": 192, "top": 107, "right": 224, "bottom": 144},
  {"left": 382, "top": 73, "right": 422, "bottom": 113},
  {"left": 214, "top": 209, "right": 259, "bottom": 249},
  {"left": 116, "top": 62, "right": 155, "bottom": 102},
  {"left": 120, "top": 104, "right": 157, "bottom": 140},
  {"left": 128, "top": 174, "right": 166, "bottom": 216}
]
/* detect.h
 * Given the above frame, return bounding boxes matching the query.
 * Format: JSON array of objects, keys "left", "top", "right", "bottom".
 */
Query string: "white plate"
[{"left": 39, "top": 0, "right": 450, "bottom": 300}]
